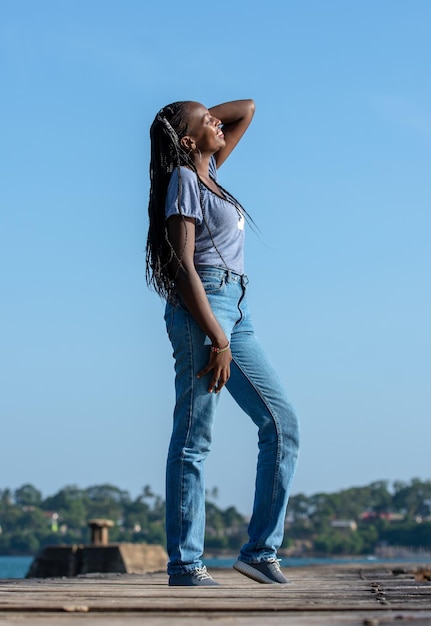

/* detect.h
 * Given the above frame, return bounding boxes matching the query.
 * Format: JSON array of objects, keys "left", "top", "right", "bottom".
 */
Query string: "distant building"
[
  {"left": 330, "top": 519, "right": 357, "bottom": 531},
  {"left": 360, "top": 511, "right": 405, "bottom": 522},
  {"left": 42, "top": 511, "right": 60, "bottom": 532}
]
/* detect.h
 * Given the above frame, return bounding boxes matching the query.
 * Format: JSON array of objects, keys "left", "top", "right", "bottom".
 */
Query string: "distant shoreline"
[{"left": 2, "top": 554, "right": 431, "bottom": 580}]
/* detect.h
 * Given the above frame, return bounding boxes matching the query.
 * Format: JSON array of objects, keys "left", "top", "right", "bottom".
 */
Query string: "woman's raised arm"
[{"left": 209, "top": 99, "right": 255, "bottom": 168}]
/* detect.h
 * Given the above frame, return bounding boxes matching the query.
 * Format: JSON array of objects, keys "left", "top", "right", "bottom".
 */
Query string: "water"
[
  {"left": 1, "top": 555, "right": 430, "bottom": 579},
  {"left": 0, "top": 556, "right": 33, "bottom": 579}
]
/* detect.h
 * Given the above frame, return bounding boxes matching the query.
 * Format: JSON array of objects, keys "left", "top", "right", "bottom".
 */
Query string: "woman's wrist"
[{"left": 210, "top": 341, "right": 230, "bottom": 354}]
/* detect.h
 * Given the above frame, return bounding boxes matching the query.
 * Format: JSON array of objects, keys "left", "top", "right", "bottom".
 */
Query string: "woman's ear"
[{"left": 180, "top": 136, "right": 195, "bottom": 151}]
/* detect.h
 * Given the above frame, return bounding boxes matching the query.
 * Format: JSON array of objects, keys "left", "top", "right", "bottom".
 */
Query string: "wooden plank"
[
  {"left": 2, "top": 613, "right": 431, "bottom": 625},
  {"left": 0, "top": 564, "right": 430, "bottom": 625}
]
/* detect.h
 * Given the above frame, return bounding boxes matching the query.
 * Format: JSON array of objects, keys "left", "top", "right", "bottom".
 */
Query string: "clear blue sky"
[{"left": 1, "top": 0, "right": 430, "bottom": 515}]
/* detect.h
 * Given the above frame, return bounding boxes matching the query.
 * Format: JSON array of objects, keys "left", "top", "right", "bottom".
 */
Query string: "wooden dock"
[{"left": 1, "top": 563, "right": 431, "bottom": 625}]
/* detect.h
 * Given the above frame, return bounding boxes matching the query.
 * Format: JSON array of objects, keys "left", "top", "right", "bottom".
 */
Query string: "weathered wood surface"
[{"left": 1, "top": 563, "right": 431, "bottom": 625}]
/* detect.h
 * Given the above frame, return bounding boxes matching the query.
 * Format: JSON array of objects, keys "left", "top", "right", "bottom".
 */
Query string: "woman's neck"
[
  {"left": 191, "top": 152, "right": 222, "bottom": 196},
  {"left": 192, "top": 152, "right": 212, "bottom": 179}
]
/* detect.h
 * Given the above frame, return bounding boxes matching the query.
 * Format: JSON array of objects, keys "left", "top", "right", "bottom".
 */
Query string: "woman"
[{"left": 146, "top": 99, "right": 299, "bottom": 586}]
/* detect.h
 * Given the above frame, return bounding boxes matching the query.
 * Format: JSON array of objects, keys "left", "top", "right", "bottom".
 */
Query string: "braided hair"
[
  {"left": 145, "top": 102, "right": 196, "bottom": 301},
  {"left": 146, "top": 101, "right": 252, "bottom": 302}
]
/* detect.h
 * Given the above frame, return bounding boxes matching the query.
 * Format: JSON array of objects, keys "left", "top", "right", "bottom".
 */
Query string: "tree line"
[
  {"left": 1, "top": 479, "right": 431, "bottom": 556},
  {"left": 287, "top": 478, "right": 431, "bottom": 555}
]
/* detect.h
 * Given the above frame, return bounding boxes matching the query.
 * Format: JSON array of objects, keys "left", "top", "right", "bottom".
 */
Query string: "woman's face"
[{"left": 182, "top": 102, "right": 225, "bottom": 154}]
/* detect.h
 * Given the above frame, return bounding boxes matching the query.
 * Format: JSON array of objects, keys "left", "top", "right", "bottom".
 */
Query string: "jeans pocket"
[{"left": 199, "top": 272, "right": 226, "bottom": 294}]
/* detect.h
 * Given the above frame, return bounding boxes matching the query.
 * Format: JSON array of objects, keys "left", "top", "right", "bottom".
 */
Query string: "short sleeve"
[{"left": 165, "top": 167, "right": 203, "bottom": 225}]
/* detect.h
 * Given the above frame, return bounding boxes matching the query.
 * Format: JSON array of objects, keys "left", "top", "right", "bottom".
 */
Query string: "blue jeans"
[{"left": 164, "top": 266, "right": 299, "bottom": 576}]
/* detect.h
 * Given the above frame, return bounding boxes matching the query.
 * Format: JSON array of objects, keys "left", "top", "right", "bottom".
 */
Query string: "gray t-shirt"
[{"left": 165, "top": 156, "right": 245, "bottom": 274}]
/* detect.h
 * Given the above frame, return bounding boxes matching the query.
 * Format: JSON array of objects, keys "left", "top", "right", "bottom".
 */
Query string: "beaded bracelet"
[{"left": 210, "top": 342, "right": 230, "bottom": 354}]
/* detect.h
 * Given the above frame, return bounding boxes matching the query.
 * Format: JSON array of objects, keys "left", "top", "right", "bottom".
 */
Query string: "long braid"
[
  {"left": 213, "top": 180, "right": 260, "bottom": 235},
  {"left": 146, "top": 102, "right": 196, "bottom": 301}
]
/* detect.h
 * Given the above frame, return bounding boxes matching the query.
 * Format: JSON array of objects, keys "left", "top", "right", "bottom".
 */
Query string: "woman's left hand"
[{"left": 197, "top": 348, "right": 232, "bottom": 394}]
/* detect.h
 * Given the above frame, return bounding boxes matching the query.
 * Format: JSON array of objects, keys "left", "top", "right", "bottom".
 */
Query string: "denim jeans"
[{"left": 164, "top": 266, "right": 299, "bottom": 576}]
